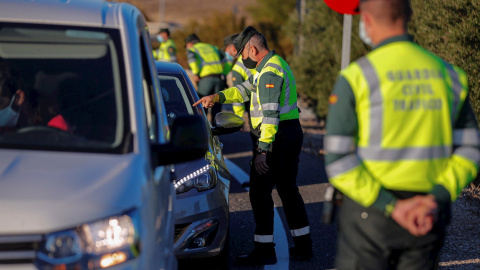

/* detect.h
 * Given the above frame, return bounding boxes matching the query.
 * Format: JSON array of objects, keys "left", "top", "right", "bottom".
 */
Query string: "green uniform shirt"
[{"left": 219, "top": 50, "right": 299, "bottom": 151}]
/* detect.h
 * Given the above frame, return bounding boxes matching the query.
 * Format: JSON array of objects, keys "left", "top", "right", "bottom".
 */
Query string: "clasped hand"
[{"left": 391, "top": 195, "right": 438, "bottom": 236}]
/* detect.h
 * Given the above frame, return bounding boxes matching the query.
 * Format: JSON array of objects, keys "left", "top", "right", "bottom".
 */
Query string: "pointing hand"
[{"left": 193, "top": 94, "right": 219, "bottom": 108}]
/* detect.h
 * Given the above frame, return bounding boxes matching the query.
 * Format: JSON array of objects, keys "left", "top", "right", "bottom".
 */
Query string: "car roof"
[
  {"left": 0, "top": 0, "right": 125, "bottom": 28},
  {"left": 155, "top": 61, "right": 185, "bottom": 75}
]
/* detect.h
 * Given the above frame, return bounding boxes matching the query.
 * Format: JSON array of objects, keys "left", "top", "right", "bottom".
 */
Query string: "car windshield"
[
  {"left": 158, "top": 74, "right": 195, "bottom": 126},
  {"left": 0, "top": 23, "right": 127, "bottom": 153}
]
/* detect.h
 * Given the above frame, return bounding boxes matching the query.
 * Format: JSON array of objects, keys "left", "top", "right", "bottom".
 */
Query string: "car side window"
[
  {"left": 158, "top": 75, "right": 194, "bottom": 127},
  {"left": 139, "top": 32, "right": 158, "bottom": 142}
]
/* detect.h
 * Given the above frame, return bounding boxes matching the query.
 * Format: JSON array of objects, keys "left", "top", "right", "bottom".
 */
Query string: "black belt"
[
  {"left": 279, "top": 118, "right": 300, "bottom": 127},
  {"left": 199, "top": 74, "right": 222, "bottom": 80},
  {"left": 386, "top": 189, "right": 427, "bottom": 199}
]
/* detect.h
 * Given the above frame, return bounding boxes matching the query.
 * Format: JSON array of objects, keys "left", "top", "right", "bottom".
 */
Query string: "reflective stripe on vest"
[
  {"left": 264, "top": 62, "right": 298, "bottom": 116},
  {"left": 158, "top": 39, "right": 176, "bottom": 62},
  {"left": 234, "top": 83, "right": 250, "bottom": 103},
  {"left": 324, "top": 135, "right": 356, "bottom": 154},
  {"left": 263, "top": 117, "right": 280, "bottom": 125},
  {"left": 356, "top": 57, "right": 464, "bottom": 161},
  {"left": 456, "top": 146, "right": 480, "bottom": 164},
  {"left": 188, "top": 43, "right": 223, "bottom": 77},
  {"left": 234, "top": 58, "right": 253, "bottom": 80},
  {"left": 250, "top": 73, "right": 263, "bottom": 122},
  {"left": 453, "top": 128, "right": 480, "bottom": 146},
  {"left": 443, "top": 61, "right": 463, "bottom": 126},
  {"left": 326, "top": 154, "right": 360, "bottom": 178},
  {"left": 192, "top": 47, "right": 222, "bottom": 67}
]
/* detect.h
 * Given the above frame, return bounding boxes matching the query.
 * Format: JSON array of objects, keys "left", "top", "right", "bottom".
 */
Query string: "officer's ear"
[{"left": 251, "top": 45, "right": 259, "bottom": 56}]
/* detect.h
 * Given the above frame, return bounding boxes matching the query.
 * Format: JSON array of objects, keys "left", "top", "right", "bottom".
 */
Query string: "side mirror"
[
  {"left": 211, "top": 112, "right": 244, "bottom": 136},
  {"left": 152, "top": 115, "right": 208, "bottom": 165}
]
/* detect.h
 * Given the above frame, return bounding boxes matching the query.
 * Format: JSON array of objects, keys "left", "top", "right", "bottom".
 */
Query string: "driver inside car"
[{"left": 0, "top": 64, "right": 25, "bottom": 128}]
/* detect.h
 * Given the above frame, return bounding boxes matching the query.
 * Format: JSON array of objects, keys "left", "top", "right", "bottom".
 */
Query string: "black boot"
[
  {"left": 236, "top": 242, "right": 277, "bottom": 266},
  {"left": 290, "top": 234, "right": 313, "bottom": 260}
]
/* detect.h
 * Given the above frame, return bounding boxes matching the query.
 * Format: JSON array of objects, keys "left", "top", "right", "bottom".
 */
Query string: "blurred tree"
[
  {"left": 285, "top": 0, "right": 368, "bottom": 119},
  {"left": 246, "top": 0, "right": 296, "bottom": 58},
  {"left": 409, "top": 0, "right": 480, "bottom": 124}
]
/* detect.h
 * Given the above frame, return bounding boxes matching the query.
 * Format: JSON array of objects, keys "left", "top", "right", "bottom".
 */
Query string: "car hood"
[{"left": 0, "top": 149, "right": 146, "bottom": 234}]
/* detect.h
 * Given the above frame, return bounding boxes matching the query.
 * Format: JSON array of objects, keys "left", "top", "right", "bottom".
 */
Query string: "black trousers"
[
  {"left": 336, "top": 196, "right": 448, "bottom": 270},
  {"left": 249, "top": 119, "right": 310, "bottom": 238}
]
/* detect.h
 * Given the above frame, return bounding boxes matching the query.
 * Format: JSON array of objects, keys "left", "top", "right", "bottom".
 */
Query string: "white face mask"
[
  {"left": 359, "top": 20, "right": 374, "bottom": 47},
  {"left": 0, "top": 97, "right": 20, "bottom": 127}
]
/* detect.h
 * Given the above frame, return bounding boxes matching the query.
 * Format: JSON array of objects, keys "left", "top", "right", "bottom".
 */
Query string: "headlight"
[
  {"left": 173, "top": 164, "right": 217, "bottom": 194},
  {"left": 37, "top": 210, "right": 139, "bottom": 269}
]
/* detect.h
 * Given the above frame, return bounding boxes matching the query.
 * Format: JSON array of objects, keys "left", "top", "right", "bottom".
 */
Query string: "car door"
[{"left": 137, "top": 19, "right": 176, "bottom": 270}]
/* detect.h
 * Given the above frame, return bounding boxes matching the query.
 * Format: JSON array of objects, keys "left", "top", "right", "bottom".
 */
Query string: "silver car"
[
  {"left": 0, "top": 0, "right": 208, "bottom": 269},
  {"left": 155, "top": 61, "right": 243, "bottom": 260}
]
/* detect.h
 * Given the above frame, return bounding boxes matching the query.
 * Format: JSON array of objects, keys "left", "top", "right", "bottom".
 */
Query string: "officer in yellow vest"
[
  {"left": 185, "top": 33, "right": 226, "bottom": 121},
  {"left": 153, "top": 28, "right": 177, "bottom": 62},
  {"left": 194, "top": 26, "right": 313, "bottom": 265},
  {"left": 223, "top": 33, "right": 258, "bottom": 154},
  {"left": 324, "top": 0, "right": 480, "bottom": 269}
]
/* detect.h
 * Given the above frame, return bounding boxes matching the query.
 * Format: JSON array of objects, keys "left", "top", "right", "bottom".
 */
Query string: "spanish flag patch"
[
  {"left": 266, "top": 84, "right": 274, "bottom": 88},
  {"left": 328, "top": 94, "right": 338, "bottom": 105}
]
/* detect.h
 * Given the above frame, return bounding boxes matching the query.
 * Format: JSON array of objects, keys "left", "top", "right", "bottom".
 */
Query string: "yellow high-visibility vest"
[
  {"left": 154, "top": 38, "right": 177, "bottom": 62},
  {"left": 231, "top": 58, "right": 256, "bottom": 117},
  {"left": 187, "top": 42, "right": 223, "bottom": 77},
  {"left": 325, "top": 40, "right": 479, "bottom": 208}
]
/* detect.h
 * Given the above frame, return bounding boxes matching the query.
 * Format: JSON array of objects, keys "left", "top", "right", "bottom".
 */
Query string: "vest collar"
[
  {"left": 255, "top": 50, "right": 276, "bottom": 72},
  {"left": 374, "top": 34, "right": 414, "bottom": 50}
]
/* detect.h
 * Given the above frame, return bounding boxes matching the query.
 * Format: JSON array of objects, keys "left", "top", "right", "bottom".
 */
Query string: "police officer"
[
  {"left": 324, "top": 0, "right": 480, "bottom": 269},
  {"left": 223, "top": 33, "right": 258, "bottom": 153},
  {"left": 153, "top": 28, "right": 177, "bottom": 62},
  {"left": 194, "top": 26, "right": 313, "bottom": 265},
  {"left": 185, "top": 33, "right": 226, "bottom": 121}
]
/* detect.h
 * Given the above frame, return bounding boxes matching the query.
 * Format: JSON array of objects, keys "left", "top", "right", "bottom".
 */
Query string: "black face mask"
[
  {"left": 243, "top": 56, "right": 258, "bottom": 69},
  {"left": 243, "top": 46, "right": 258, "bottom": 69}
]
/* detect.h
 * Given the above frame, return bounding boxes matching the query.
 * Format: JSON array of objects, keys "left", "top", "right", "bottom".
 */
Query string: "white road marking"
[
  {"left": 439, "top": 258, "right": 480, "bottom": 266},
  {"left": 265, "top": 210, "right": 289, "bottom": 270},
  {"left": 224, "top": 158, "right": 289, "bottom": 270}
]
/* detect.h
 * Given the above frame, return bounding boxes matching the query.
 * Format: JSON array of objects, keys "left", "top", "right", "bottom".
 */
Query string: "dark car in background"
[{"left": 155, "top": 61, "right": 243, "bottom": 260}]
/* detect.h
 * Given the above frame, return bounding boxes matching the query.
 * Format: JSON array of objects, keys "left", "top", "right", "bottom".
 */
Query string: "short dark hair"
[
  {"left": 361, "top": 0, "right": 412, "bottom": 24},
  {"left": 250, "top": 33, "right": 269, "bottom": 51},
  {"left": 185, "top": 33, "right": 200, "bottom": 45},
  {"left": 158, "top": 28, "right": 170, "bottom": 36}
]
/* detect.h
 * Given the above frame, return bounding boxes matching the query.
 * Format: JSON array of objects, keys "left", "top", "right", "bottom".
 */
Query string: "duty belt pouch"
[{"left": 321, "top": 185, "right": 343, "bottom": 225}]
